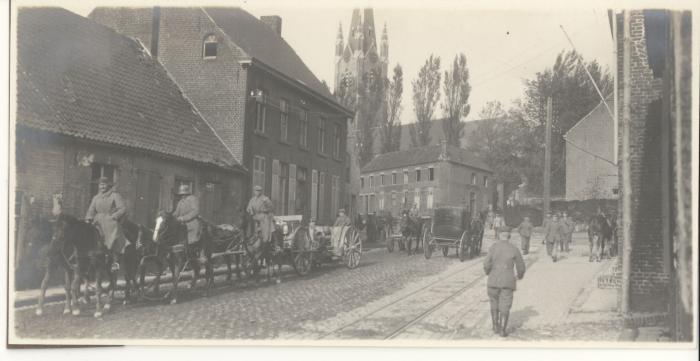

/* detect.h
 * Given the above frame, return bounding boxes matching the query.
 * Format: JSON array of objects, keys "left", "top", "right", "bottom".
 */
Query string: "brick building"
[
  {"left": 564, "top": 96, "right": 618, "bottom": 200},
  {"left": 612, "top": 10, "right": 693, "bottom": 341},
  {"left": 14, "top": 8, "right": 246, "bottom": 285},
  {"left": 360, "top": 141, "right": 494, "bottom": 217},
  {"left": 91, "top": 7, "right": 354, "bottom": 225}
]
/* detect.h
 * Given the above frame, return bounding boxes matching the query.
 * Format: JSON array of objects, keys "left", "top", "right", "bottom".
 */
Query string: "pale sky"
[{"left": 49, "top": 0, "right": 614, "bottom": 123}]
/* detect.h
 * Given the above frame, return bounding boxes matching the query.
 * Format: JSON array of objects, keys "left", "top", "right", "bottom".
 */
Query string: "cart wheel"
[
  {"left": 442, "top": 247, "right": 449, "bottom": 257},
  {"left": 459, "top": 231, "right": 469, "bottom": 262},
  {"left": 293, "top": 251, "right": 312, "bottom": 276},
  {"left": 345, "top": 228, "right": 362, "bottom": 269},
  {"left": 423, "top": 231, "right": 433, "bottom": 259}
]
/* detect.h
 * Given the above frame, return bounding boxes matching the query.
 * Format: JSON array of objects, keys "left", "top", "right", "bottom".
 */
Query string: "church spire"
[
  {"left": 380, "top": 22, "right": 388, "bottom": 60},
  {"left": 335, "top": 22, "right": 344, "bottom": 57}
]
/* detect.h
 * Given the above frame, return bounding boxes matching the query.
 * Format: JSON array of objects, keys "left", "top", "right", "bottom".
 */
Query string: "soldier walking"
[
  {"left": 545, "top": 214, "right": 563, "bottom": 262},
  {"left": 483, "top": 230, "right": 526, "bottom": 337},
  {"left": 516, "top": 216, "right": 533, "bottom": 255},
  {"left": 563, "top": 214, "right": 575, "bottom": 252}
]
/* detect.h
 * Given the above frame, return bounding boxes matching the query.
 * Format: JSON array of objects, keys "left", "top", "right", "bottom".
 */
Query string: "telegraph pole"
[{"left": 543, "top": 97, "right": 552, "bottom": 219}]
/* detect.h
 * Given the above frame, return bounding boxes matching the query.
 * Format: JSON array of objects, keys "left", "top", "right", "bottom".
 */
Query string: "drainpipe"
[{"left": 620, "top": 10, "right": 632, "bottom": 315}]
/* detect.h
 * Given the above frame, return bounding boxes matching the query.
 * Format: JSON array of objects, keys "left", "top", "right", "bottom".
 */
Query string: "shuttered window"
[
  {"left": 318, "top": 171, "right": 326, "bottom": 220},
  {"left": 311, "top": 169, "right": 318, "bottom": 220},
  {"left": 253, "top": 156, "right": 266, "bottom": 191},
  {"left": 288, "top": 164, "right": 296, "bottom": 215},
  {"left": 271, "top": 159, "right": 280, "bottom": 214}
]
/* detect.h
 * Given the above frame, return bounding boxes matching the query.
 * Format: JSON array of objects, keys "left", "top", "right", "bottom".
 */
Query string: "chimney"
[
  {"left": 260, "top": 15, "right": 282, "bottom": 37},
  {"left": 439, "top": 139, "right": 450, "bottom": 161}
]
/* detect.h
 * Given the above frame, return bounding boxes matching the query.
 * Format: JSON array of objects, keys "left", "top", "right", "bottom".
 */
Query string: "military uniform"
[
  {"left": 247, "top": 189, "right": 274, "bottom": 243},
  {"left": 562, "top": 217, "right": 575, "bottom": 252},
  {"left": 86, "top": 187, "right": 128, "bottom": 254},
  {"left": 173, "top": 193, "right": 200, "bottom": 244},
  {"left": 517, "top": 218, "right": 533, "bottom": 255},
  {"left": 332, "top": 210, "right": 352, "bottom": 256},
  {"left": 545, "top": 218, "right": 565, "bottom": 261},
  {"left": 483, "top": 235, "right": 526, "bottom": 337}
]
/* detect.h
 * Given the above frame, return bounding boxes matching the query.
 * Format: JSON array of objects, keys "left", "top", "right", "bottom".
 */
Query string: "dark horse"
[
  {"left": 104, "top": 219, "right": 146, "bottom": 308},
  {"left": 37, "top": 212, "right": 110, "bottom": 318},
  {"left": 400, "top": 210, "right": 421, "bottom": 255},
  {"left": 588, "top": 214, "right": 611, "bottom": 262},
  {"left": 144, "top": 211, "right": 212, "bottom": 304},
  {"left": 240, "top": 213, "right": 282, "bottom": 284}
]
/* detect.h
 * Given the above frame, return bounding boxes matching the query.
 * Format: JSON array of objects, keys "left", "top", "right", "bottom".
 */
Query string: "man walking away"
[
  {"left": 545, "top": 214, "right": 561, "bottom": 262},
  {"left": 516, "top": 216, "right": 533, "bottom": 255},
  {"left": 564, "top": 214, "right": 575, "bottom": 252},
  {"left": 484, "top": 230, "right": 526, "bottom": 337}
]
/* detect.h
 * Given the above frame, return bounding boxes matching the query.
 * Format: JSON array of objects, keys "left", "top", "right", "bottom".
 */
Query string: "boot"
[
  {"left": 499, "top": 311, "right": 509, "bottom": 337},
  {"left": 490, "top": 309, "right": 500, "bottom": 334}
]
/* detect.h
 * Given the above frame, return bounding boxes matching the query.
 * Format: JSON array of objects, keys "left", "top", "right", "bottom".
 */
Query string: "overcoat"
[
  {"left": 247, "top": 195, "right": 274, "bottom": 242},
  {"left": 173, "top": 194, "right": 200, "bottom": 244},
  {"left": 85, "top": 189, "right": 127, "bottom": 253},
  {"left": 483, "top": 241, "right": 526, "bottom": 290}
]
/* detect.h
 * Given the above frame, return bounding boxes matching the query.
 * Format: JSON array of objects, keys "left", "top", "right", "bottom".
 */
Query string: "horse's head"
[{"left": 153, "top": 210, "right": 177, "bottom": 244}]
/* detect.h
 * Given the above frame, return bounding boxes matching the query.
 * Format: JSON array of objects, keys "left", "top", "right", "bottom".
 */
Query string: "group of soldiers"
[{"left": 84, "top": 178, "right": 279, "bottom": 269}]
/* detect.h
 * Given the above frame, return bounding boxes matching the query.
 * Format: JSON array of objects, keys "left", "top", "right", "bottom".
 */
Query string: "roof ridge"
[{"left": 140, "top": 32, "right": 244, "bottom": 169}]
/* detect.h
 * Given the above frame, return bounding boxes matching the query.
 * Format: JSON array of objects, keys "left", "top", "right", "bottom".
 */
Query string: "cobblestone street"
[{"left": 13, "top": 232, "right": 622, "bottom": 343}]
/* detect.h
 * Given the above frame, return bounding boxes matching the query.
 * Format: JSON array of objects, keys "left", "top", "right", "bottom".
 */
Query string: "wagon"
[
  {"left": 422, "top": 206, "right": 475, "bottom": 262},
  {"left": 273, "top": 215, "right": 362, "bottom": 275}
]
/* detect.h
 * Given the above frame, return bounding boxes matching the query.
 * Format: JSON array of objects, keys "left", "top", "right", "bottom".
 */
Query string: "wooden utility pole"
[{"left": 543, "top": 97, "right": 552, "bottom": 218}]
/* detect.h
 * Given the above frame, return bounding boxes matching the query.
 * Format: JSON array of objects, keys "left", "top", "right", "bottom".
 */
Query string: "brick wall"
[{"left": 616, "top": 11, "right": 669, "bottom": 312}]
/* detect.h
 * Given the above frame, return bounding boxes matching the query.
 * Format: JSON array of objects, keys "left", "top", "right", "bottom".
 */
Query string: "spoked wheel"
[
  {"left": 293, "top": 251, "right": 312, "bottom": 276},
  {"left": 344, "top": 228, "right": 362, "bottom": 269},
  {"left": 137, "top": 255, "right": 169, "bottom": 302},
  {"left": 423, "top": 231, "right": 433, "bottom": 259},
  {"left": 442, "top": 246, "right": 449, "bottom": 257},
  {"left": 459, "top": 231, "right": 470, "bottom": 262}
]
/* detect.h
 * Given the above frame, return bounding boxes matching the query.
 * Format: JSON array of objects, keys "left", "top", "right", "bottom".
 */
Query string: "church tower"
[{"left": 335, "top": 8, "right": 388, "bottom": 217}]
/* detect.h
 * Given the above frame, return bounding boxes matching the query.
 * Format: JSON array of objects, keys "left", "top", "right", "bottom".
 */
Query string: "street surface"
[{"left": 13, "top": 232, "right": 622, "bottom": 341}]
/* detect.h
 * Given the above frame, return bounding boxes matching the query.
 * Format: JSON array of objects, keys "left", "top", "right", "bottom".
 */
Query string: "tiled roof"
[
  {"left": 361, "top": 144, "right": 491, "bottom": 173},
  {"left": 17, "top": 8, "right": 240, "bottom": 169},
  {"left": 203, "top": 7, "right": 335, "bottom": 101},
  {"left": 371, "top": 118, "right": 490, "bottom": 154}
]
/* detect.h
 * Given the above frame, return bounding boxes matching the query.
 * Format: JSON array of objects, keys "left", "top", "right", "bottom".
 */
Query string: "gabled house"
[
  {"left": 14, "top": 8, "right": 246, "bottom": 286},
  {"left": 90, "top": 7, "right": 354, "bottom": 225}
]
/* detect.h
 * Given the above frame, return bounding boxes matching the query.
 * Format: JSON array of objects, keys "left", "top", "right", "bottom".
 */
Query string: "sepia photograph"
[{"left": 4, "top": 0, "right": 698, "bottom": 352}]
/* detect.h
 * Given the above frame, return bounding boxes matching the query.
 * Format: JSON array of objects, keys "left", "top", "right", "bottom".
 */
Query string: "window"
[
  {"left": 360, "top": 176, "right": 365, "bottom": 189},
  {"left": 416, "top": 168, "right": 421, "bottom": 182},
  {"left": 414, "top": 188, "right": 420, "bottom": 208},
  {"left": 380, "top": 174, "right": 385, "bottom": 186},
  {"left": 296, "top": 167, "right": 307, "bottom": 214},
  {"left": 469, "top": 191, "right": 476, "bottom": 215},
  {"left": 299, "top": 109, "right": 309, "bottom": 148},
  {"left": 279, "top": 162, "right": 289, "bottom": 214},
  {"left": 203, "top": 34, "right": 217, "bottom": 58},
  {"left": 392, "top": 172, "right": 397, "bottom": 185},
  {"left": 369, "top": 194, "right": 376, "bottom": 212},
  {"left": 471, "top": 173, "right": 477, "bottom": 185},
  {"left": 253, "top": 156, "right": 266, "bottom": 190},
  {"left": 369, "top": 175, "right": 374, "bottom": 188},
  {"left": 403, "top": 170, "right": 409, "bottom": 184},
  {"left": 318, "top": 118, "right": 326, "bottom": 154},
  {"left": 280, "top": 99, "right": 289, "bottom": 142},
  {"left": 403, "top": 190, "right": 409, "bottom": 206},
  {"left": 90, "top": 163, "right": 117, "bottom": 198},
  {"left": 427, "top": 188, "right": 434, "bottom": 209},
  {"left": 429, "top": 167, "right": 435, "bottom": 181},
  {"left": 483, "top": 176, "right": 488, "bottom": 188},
  {"left": 333, "top": 124, "right": 342, "bottom": 159},
  {"left": 255, "top": 95, "right": 266, "bottom": 133},
  {"left": 378, "top": 192, "right": 385, "bottom": 210}
]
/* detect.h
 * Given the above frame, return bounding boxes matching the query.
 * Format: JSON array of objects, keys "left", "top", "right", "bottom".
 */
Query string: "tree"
[
  {"left": 478, "top": 100, "right": 507, "bottom": 120},
  {"left": 410, "top": 55, "right": 441, "bottom": 147},
  {"left": 441, "top": 53, "right": 471, "bottom": 146},
  {"left": 520, "top": 50, "right": 613, "bottom": 196},
  {"left": 380, "top": 64, "right": 403, "bottom": 153}
]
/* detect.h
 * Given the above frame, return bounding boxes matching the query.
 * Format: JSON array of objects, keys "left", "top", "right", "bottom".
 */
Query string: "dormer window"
[{"left": 203, "top": 34, "right": 217, "bottom": 59}]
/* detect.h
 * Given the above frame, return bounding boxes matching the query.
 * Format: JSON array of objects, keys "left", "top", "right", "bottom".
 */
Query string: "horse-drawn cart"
[
  {"left": 423, "top": 207, "right": 476, "bottom": 262},
  {"left": 273, "top": 215, "right": 362, "bottom": 275}
]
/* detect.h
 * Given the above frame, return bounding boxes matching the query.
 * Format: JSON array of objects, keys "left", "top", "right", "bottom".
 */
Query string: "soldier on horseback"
[
  {"left": 85, "top": 176, "right": 128, "bottom": 271},
  {"left": 173, "top": 184, "right": 200, "bottom": 245},
  {"left": 246, "top": 185, "right": 274, "bottom": 244}
]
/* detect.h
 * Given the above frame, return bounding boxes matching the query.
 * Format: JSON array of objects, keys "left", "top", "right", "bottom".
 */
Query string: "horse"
[
  {"left": 587, "top": 214, "right": 610, "bottom": 262},
  {"left": 240, "top": 213, "right": 281, "bottom": 284},
  {"left": 146, "top": 211, "right": 211, "bottom": 304},
  {"left": 38, "top": 212, "right": 110, "bottom": 318},
  {"left": 602, "top": 213, "right": 618, "bottom": 258},
  {"left": 205, "top": 222, "right": 246, "bottom": 285},
  {"left": 104, "top": 219, "right": 145, "bottom": 307},
  {"left": 399, "top": 210, "right": 421, "bottom": 255}
]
